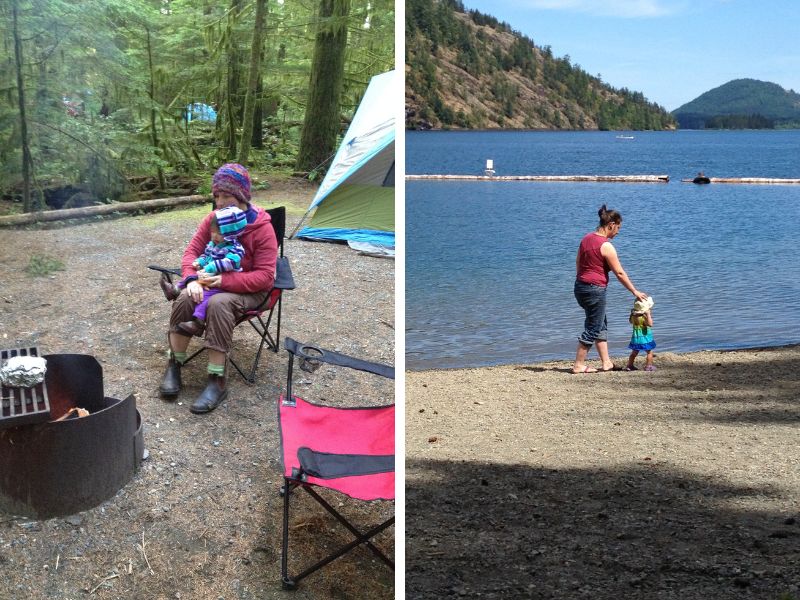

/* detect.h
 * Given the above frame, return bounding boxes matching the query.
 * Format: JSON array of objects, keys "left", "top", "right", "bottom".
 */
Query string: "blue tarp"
[
  {"left": 185, "top": 103, "right": 217, "bottom": 123},
  {"left": 296, "top": 227, "right": 395, "bottom": 247}
]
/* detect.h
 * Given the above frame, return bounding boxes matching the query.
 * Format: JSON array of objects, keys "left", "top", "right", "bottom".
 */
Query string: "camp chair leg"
[
  {"left": 227, "top": 313, "right": 273, "bottom": 384},
  {"left": 227, "top": 355, "right": 250, "bottom": 383},
  {"left": 280, "top": 477, "right": 394, "bottom": 589},
  {"left": 253, "top": 310, "right": 278, "bottom": 353},
  {"left": 179, "top": 345, "right": 255, "bottom": 386},
  {"left": 183, "top": 346, "right": 205, "bottom": 365},
  {"left": 291, "top": 513, "right": 395, "bottom": 585},
  {"left": 273, "top": 298, "right": 282, "bottom": 353},
  {"left": 302, "top": 486, "right": 395, "bottom": 569},
  {"left": 182, "top": 342, "right": 266, "bottom": 385},
  {"left": 185, "top": 311, "right": 276, "bottom": 384},
  {"left": 281, "top": 478, "right": 298, "bottom": 590}
]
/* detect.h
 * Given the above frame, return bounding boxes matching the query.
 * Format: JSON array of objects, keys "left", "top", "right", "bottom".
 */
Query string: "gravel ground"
[
  {"left": 0, "top": 178, "right": 395, "bottom": 600},
  {"left": 406, "top": 346, "right": 800, "bottom": 599}
]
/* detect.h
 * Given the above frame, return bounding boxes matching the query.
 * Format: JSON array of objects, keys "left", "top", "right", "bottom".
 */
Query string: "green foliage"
[
  {"left": 25, "top": 253, "right": 65, "bottom": 277},
  {"left": 0, "top": 0, "right": 393, "bottom": 201},
  {"left": 195, "top": 180, "right": 211, "bottom": 195},
  {"left": 673, "top": 79, "right": 800, "bottom": 129},
  {"left": 406, "top": 0, "right": 675, "bottom": 131}
]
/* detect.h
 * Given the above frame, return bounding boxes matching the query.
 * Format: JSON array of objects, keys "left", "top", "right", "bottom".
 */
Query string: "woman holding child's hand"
[{"left": 572, "top": 204, "right": 647, "bottom": 374}]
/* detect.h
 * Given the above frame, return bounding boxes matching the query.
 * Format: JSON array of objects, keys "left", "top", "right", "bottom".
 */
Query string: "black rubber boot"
[
  {"left": 159, "top": 357, "right": 182, "bottom": 398},
  {"left": 190, "top": 374, "right": 228, "bottom": 414}
]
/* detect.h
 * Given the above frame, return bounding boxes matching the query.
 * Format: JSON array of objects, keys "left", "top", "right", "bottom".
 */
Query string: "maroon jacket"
[{"left": 181, "top": 206, "right": 278, "bottom": 294}]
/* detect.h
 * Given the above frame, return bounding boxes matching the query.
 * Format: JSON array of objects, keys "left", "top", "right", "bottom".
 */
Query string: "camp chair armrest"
[
  {"left": 273, "top": 256, "right": 295, "bottom": 290},
  {"left": 147, "top": 265, "right": 182, "bottom": 277},
  {"left": 284, "top": 337, "right": 394, "bottom": 380}
]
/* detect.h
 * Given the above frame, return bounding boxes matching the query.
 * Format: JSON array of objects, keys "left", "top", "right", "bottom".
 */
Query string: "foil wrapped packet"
[{"left": 0, "top": 356, "right": 48, "bottom": 387}]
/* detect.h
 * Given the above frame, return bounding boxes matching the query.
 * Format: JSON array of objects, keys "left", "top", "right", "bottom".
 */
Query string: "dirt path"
[
  {"left": 0, "top": 179, "right": 395, "bottom": 599},
  {"left": 406, "top": 347, "right": 800, "bottom": 599}
]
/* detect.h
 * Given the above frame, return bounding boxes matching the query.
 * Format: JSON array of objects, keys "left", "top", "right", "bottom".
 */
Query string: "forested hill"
[
  {"left": 672, "top": 79, "right": 800, "bottom": 129},
  {"left": 405, "top": 0, "right": 675, "bottom": 130}
]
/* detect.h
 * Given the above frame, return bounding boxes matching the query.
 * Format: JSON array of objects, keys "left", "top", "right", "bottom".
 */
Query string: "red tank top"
[{"left": 577, "top": 232, "right": 610, "bottom": 286}]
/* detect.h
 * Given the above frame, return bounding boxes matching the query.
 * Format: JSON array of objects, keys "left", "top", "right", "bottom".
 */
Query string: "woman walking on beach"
[{"left": 572, "top": 204, "right": 648, "bottom": 374}]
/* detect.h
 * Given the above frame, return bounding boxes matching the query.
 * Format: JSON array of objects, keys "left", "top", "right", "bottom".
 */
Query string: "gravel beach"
[{"left": 406, "top": 345, "right": 800, "bottom": 599}]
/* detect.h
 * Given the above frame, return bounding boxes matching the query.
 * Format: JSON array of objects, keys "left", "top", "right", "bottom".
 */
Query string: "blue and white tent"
[
  {"left": 294, "top": 70, "right": 396, "bottom": 254},
  {"left": 185, "top": 103, "right": 217, "bottom": 123}
]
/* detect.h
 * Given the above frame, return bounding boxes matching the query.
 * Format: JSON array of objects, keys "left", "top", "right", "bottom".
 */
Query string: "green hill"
[
  {"left": 672, "top": 79, "right": 800, "bottom": 129},
  {"left": 405, "top": 0, "right": 675, "bottom": 130}
]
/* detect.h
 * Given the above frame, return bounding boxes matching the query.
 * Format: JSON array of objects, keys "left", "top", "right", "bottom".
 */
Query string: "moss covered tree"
[{"left": 295, "top": 0, "right": 350, "bottom": 174}]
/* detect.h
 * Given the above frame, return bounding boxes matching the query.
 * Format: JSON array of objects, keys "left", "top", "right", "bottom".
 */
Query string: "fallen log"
[
  {"left": 406, "top": 174, "right": 670, "bottom": 183},
  {"left": 0, "top": 194, "right": 210, "bottom": 227},
  {"left": 135, "top": 189, "right": 195, "bottom": 198},
  {"left": 680, "top": 177, "right": 800, "bottom": 185}
]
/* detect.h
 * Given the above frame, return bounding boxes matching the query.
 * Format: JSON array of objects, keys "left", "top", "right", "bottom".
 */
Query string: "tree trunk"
[
  {"left": 145, "top": 27, "right": 167, "bottom": 190},
  {"left": 238, "top": 0, "right": 268, "bottom": 165},
  {"left": 222, "top": 0, "right": 244, "bottom": 159},
  {"left": 295, "top": 0, "right": 350, "bottom": 173},
  {"left": 251, "top": 71, "right": 264, "bottom": 149},
  {"left": 12, "top": 1, "right": 33, "bottom": 212}
]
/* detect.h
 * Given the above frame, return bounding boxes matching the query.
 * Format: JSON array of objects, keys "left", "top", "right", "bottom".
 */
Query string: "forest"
[
  {"left": 1, "top": 0, "right": 393, "bottom": 213},
  {"left": 405, "top": 0, "right": 675, "bottom": 131}
]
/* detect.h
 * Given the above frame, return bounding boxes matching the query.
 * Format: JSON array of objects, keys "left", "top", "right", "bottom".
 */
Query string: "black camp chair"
[
  {"left": 278, "top": 337, "right": 395, "bottom": 589},
  {"left": 148, "top": 206, "right": 294, "bottom": 383}
]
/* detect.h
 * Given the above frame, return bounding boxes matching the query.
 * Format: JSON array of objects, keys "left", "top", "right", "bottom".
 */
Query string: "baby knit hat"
[
  {"left": 212, "top": 163, "right": 251, "bottom": 205},
  {"left": 633, "top": 296, "right": 655, "bottom": 314},
  {"left": 214, "top": 206, "right": 248, "bottom": 239}
]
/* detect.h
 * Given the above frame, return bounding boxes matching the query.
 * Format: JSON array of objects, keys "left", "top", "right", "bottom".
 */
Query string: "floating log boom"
[
  {"left": 680, "top": 177, "right": 800, "bottom": 185},
  {"left": 406, "top": 174, "right": 670, "bottom": 183}
]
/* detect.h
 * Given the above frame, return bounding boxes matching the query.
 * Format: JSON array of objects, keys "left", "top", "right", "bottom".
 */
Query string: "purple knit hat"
[{"left": 212, "top": 163, "right": 251, "bottom": 205}]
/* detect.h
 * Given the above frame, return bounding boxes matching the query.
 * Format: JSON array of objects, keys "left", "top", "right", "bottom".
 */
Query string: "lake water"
[{"left": 405, "top": 130, "right": 800, "bottom": 370}]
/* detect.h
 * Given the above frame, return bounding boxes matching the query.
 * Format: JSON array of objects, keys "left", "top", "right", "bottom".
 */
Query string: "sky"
[{"left": 458, "top": 0, "right": 800, "bottom": 111}]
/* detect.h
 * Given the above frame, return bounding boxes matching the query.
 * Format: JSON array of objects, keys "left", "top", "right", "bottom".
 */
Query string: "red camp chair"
[
  {"left": 149, "top": 206, "right": 294, "bottom": 383},
  {"left": 278, "top": 337, "right": 394, "bottom": 590}
]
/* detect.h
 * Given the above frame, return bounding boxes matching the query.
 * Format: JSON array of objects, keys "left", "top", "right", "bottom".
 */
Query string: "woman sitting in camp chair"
[{"left": 158, "top": 163, "right": 278, "bottom": 415}]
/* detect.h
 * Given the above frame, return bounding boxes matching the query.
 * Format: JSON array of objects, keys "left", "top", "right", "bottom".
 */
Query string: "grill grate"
[{"left": 1, "top": 347, "right": 51, "bottom": 429}]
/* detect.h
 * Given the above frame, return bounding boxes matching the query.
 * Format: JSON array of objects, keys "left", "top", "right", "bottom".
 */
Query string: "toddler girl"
[{"left": 625, "top": 296, "right": 656, "bottom": 371}]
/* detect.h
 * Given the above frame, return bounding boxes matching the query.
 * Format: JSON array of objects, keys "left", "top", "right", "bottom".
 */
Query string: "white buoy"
[{"left": 484, "top": 159, "right": 495, "bottom": 176}]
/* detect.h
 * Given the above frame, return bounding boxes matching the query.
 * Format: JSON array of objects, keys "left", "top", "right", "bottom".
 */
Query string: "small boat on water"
[
  {"left": 615, "top": 134, "right": 635, "bottom": 140},
  {"left": 692, "top": 172, "right": 711, "bottom": 184}
]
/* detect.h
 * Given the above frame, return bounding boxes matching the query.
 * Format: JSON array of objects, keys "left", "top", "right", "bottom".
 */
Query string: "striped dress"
[{"left": 628, "top": 319, "right": 656, "bottom": 351}]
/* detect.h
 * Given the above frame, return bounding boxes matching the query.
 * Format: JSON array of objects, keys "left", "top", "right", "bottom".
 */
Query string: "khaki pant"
[{"left": 169, "top": 288, "right": 269, "bottom": 353}]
